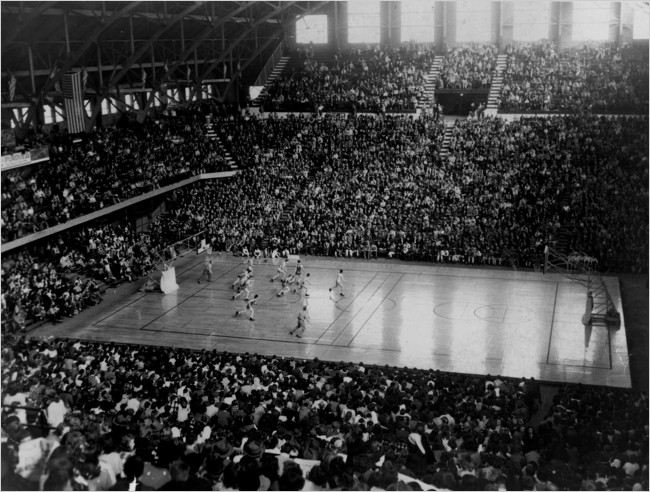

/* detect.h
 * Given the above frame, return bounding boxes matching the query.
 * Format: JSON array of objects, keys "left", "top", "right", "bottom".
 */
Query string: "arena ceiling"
[{"left": 1, "top": 1, "right": 329, "bottom": 103}]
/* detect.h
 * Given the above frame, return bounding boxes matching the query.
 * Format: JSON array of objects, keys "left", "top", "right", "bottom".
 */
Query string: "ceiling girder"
[
  {"left": 1, "top": 1, "right": 59, "bottom": 54},
  {"left": 199, "top": 1, "right": 297, "bottom": 82},
  {"left": 22, "top": 1, "right": 142, "bottom": 129},
  {"left": 0, "top": 4, "right": 283, "bottom": 24},
  {"left": 138, "top": 1, "right": 259, "bottom": 114},
  {"left": 220, "top": 0, "right": 330, "bottom": 100},
  {"left": 107, "top": 1, "right": 206, "bottom": 89}
]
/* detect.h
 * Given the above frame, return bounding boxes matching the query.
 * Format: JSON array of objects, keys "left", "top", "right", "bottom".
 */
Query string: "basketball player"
[
  {"left": 235, "top": 294, "right": 259, "bottom": 321},
  {"left": 277, "top": 277, "right": 291, "bottom": 297},
  {"left": 253, "top": 247, "right": 262, "bottom": 264},
  {"left": 330, "top": 269, "right": 346, "bottom": 297},
  {"left": 295, "top": 272, "right": 311, "bottom": 297},
  {"left": 233, "top": 266, "right": 253, "bottom": 290},
  {"left": 233, "top": 275, "right": 253, "bottom": 300},
  {"left": 289, "top": 305, "right": 311, "bottom": 338},
  {"left": 197, "top": 259, "right": 213, "bottom": 284},
  {"left": 293, "top": 259, "right": 304, "bottom": 280},
  {"left": 271, "top": 259, "right": 288, "bottom": 282},
  {"left": 293, "top": 260, "right": 303, "bottom": 278}
]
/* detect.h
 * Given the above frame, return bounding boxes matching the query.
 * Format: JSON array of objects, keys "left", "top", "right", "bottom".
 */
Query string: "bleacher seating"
[
  {"left": 499, "top": 41, "right": 649, "bottom": 113},
  {"left": 1, "top": 336, "right": 647, "bottom": 491}
]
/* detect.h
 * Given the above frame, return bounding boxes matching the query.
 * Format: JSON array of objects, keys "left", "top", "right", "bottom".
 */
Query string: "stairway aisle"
[
  {"left": 417, "top": 55, "right": 443, "bottom": 112},
  {"left": 206, "top": 122, "right": 238, "bottom": 171},
  {"left": 250, "top": 56, "right": 290, "bottom": 109},
  {"left": 485, "top": 53, "right": 507, "bottom": 116},
  {"left": 438, "top": 119, "right": 456, "bottom": 160}
]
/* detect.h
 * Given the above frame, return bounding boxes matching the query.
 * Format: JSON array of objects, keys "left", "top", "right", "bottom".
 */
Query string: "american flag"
[{"left": 62, "top": 71, "right": 85, "bottom": 133}]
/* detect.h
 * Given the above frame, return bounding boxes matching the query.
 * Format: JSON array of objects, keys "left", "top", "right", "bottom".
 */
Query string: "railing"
[
  {"left": 1, "top": 171, "right": 237, "bottom": 254},
  {"left": 254, "top": 40, "right": 285, "bottom": 88}
]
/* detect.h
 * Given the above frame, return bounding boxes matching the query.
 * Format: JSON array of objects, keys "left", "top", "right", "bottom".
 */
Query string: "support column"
[
  {"left": 618, "top": 2, "right": 634, "bottom": 44},
  {"left": 333, "top": 1, "right": 339, "bottom": 49},
  {"left": 497, "top": 2, "right": 514, "bottom": 51},
  {"left": 129, "top": 16, "right": 135, "bottom": 54},
  {"left": 63, "top": 12, "right": 71, "bottom": 55},
  {"left": 27, "top": 45, "right": 36, "bottom": 94}
]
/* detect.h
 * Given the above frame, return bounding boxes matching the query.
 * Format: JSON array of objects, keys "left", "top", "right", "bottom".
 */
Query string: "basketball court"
[{"left": 31, "top": 253, "right": 631, "bottom": 388}]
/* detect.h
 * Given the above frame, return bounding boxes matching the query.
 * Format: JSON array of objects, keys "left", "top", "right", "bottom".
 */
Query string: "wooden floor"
[{"left": 31, "top": 253, "right": 632, "bottom": 388}]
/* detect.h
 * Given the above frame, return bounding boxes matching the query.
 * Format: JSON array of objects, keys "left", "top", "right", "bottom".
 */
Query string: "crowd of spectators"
[
  {"left": 158, "top": 112, "right": 647, "bottom": 273},
  {"left": 155, "top": 113, "right": 449, "bottom": 262},
  {"left": 499, "top": 41, "right": 649, "bottom": 113},
  {"left": 436, "top": 45, "right": 498, "bottom": 90},
  {"left": 264, "top": 45, "right": 435, "bottom": 112},
  {"left": 1, "top": 223, "right": 160, "bottom": 334},
  {"left": 1, "top": 111, "right": 647, "bottom": 336},
  {"left": 444, "top": 115, "right": 648, "bottom": 274},
  {"left": 1, "top": 107, "right": 230, "bottom": 243},
  {"left": 1, "top": 336, "right": 647, "bottom": 491}
]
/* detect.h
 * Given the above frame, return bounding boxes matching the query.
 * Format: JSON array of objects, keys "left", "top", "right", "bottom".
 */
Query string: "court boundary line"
[
  {"left": 136, "top": 262, "right": 242, "bottom": 332},
  {"left": 344, "top": 273, "right": 405, "bottom": 348}
]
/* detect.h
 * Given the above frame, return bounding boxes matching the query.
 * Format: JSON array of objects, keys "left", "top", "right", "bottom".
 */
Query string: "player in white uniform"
[
  {"left": 253, "top": 247, "right": 262, "bottom": 264},
  {"left": 330, "top": 269, "right": 346, "bottom": 297},
  {"left": 233, "top": 275, "right": 254, "bottom": 300},
  {"left": 295, "top": 272, "right": 311, "bottom": 297},
  {"left": 289, "top": 305, "right": 310, "bottom": 338},
  {"left": 233, "top": 266, "right": 253, "bottom": 290},
  {"left": 235, "top": 294, "right": 259, "bottom": 321},
  {"left": 277, "top": 277, "right": 291, "bottom": 297},
  {"left": 271, "top": 259, "right": 288, "bottom": 282}
]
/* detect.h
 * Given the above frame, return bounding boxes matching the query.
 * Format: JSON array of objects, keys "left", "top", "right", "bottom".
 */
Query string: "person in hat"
[
  {"left": 243, "top": 440, "right": 265, "bottom": 460},
  {"left": 214, "top": 438, "right": 235, "bottom": 462}
]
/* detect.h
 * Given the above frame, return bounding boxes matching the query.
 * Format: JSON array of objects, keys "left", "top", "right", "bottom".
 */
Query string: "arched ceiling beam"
[
  {"left": 156, "top": 1, "right": 258, "bottom": 83},
  {"left": 198, "top": 2, "right": 298, "bottom": 84},
  {"left": 107, "top": 1, "right": 206, "bottom": 88},
  {"left": 22, "top": 1, "right": 141, "bottom": 130},
  {"left": 1, "top": 1, "right": 59, "bottom": 54},
  {"left": 139, "top": 1, "right": 265, "bottom": 115},
  {"left": 0, "top": 4, "right": 282, "bottom": 25},
  {"left": 220, "top": 1, "right": 330, "bottom": 100},
  {"left": 97, "top": 2, "right": 256, "bottom": 127}
]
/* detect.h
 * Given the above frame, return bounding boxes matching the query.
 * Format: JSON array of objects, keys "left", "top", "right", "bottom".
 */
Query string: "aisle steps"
[{"left": 485, "top": 54, "right": 508, "bottom": 115}]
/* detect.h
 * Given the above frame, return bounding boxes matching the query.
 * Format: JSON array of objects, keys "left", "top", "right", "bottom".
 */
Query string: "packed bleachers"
[
  {"left": 499, "top": 41, "right": 649, "bottom": 113},
  {"left": 1, "top": 223, "right": 161, "bottom": 333},
  {"left": 264, "top": 46, "right": 435, "bottom": 112},
  {"left": 436, "top": 45, "right": 498, "bottom": 90},
  {"left": 1, "top": 336, "right": 647, "bottom": 491},
  {"left": 161, "top": 113, "right": 648, "bottom": 273},
  {"left": 2, "top": 112, "right": 647, "bottom": 335},
  {"left": 1, "top": 108, "right": 230, "bottom": 244},
  {"left": 444, "top": 115, "right": 649, "bottom": 274},
  {"left": 1, "top": 33, "right": 648, "bottom": 491}
]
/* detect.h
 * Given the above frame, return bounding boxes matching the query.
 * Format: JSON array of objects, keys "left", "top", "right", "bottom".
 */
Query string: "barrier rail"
[
  {"left": 1, "top": 171, "right": 237, "bottom": 254},
  {"left": 254, "top": 41, "right": 285, "bottom": 88}
]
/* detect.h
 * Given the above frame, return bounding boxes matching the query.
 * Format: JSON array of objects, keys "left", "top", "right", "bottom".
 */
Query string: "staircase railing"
[{"left": 254, "top": 41, "right": 285, "bottom": 88}]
